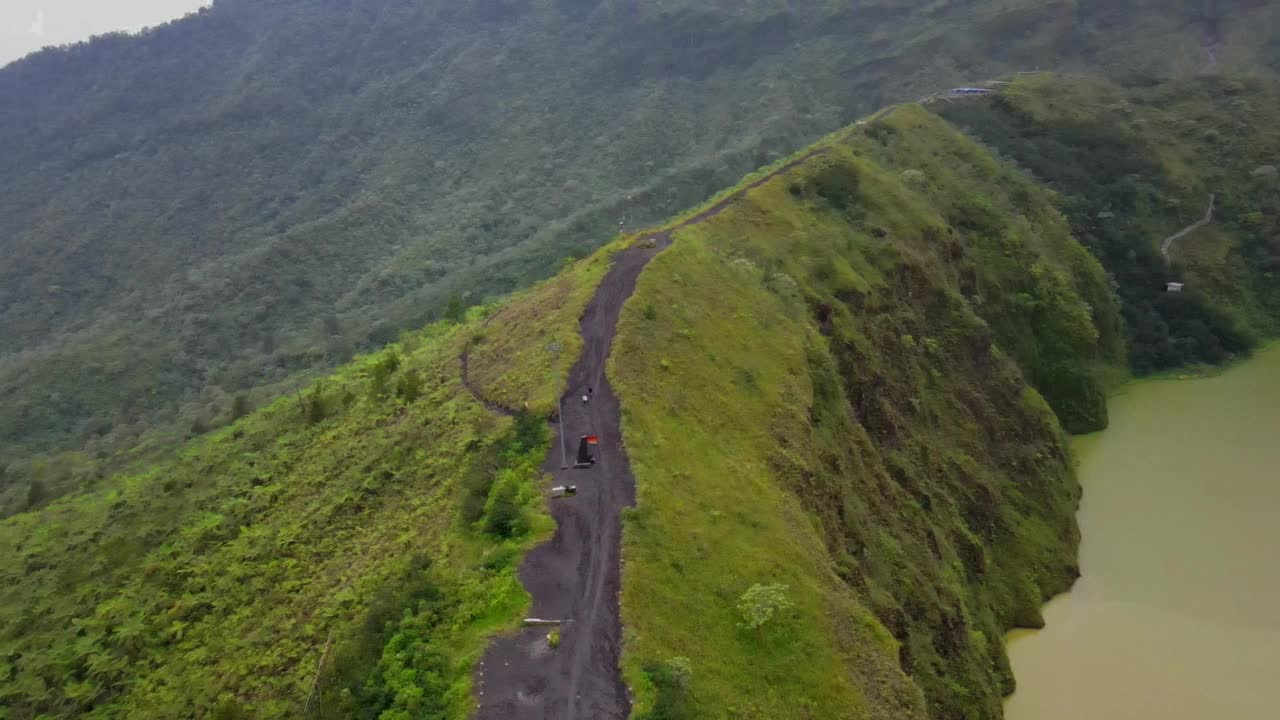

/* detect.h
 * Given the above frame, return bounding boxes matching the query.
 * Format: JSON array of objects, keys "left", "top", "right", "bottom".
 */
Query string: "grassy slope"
[
  {"left": 0, "top": 262, "right": 614, "bottom": 719},
  {"left": 937, "top": 74, "right": 1280, "bottom": 375},
  {"left": 611, "top": 106, "right": 1123, "bottom": 719},
  {"left": 463, "top": 239, "right": 622, "bottom": 417}
]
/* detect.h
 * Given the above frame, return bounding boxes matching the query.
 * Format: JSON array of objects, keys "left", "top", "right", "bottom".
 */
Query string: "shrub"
[
  {"left": 665, "top": 656, "right": 693, "bottom": 688},
  {"left": 900, "top": 168, "right": 929, "bottom": 187},
  {"left": 637, "top": 659, "right": 693, "bottom": 720},
  {"left": 229, "top": 394, "right": 251, "bottom": 421},
  {"left": 736, "top": 583, "right": 794, "bottom": 630},
  {"left": 395, "top": 369, "right": 423, "bottom": 403},
  {"left": 25, "top": 478, "right": 48, "bottom": 510},
  {"left": 305, "top": 383, "right": 328, "bottom": 424},
  {"left": 511, "top": 411, "right": 547, "bottom": 452},
  {"left": 445, "top": 294, "right": 466, "bottom": 324},
  {"left": 367, "top": 349, "right": 402, "bottom": 400},
  {"left": 482, "top": 472, "right": 526, "bottom": 538},
  {"left": 189, "top": 416, "right": 209, "bottom": 437},
  {"left": 813, "top": 163, "right": 861, "bottom": 211},
  {"left": 461, "top": 414, "right": 545, "bottom": 525}
]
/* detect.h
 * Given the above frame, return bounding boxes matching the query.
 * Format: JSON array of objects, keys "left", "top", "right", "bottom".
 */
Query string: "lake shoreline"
[{"left": 1003, "top": 343, "right": 1280, "bottom": 718}]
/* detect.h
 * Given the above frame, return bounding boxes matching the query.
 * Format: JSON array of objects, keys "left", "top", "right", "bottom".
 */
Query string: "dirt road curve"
[{"left": 465, "top": 148, "right": 827, "bottom": 720}]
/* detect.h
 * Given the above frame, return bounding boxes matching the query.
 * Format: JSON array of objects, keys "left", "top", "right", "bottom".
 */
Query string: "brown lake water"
[{"left": 1005, "top": 343, "right": 1280, "bottom": 720}]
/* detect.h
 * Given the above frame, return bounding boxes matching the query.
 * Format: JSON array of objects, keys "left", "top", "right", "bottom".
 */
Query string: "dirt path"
[
  {"left": 465, "top": 148, "right": 827, "bottom": 720},
  {"left": 1161, "top": 194, "right": 1215, "bottom": 266}
]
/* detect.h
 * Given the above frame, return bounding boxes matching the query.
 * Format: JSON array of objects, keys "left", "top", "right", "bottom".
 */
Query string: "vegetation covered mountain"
[
  {"left": 613, "top": 103, "right": 1122, "bottom": 719},
  {"left": 4, "top": 1, "right": 1280, "bottom": 716},
  {"left": 5, "top": 0, "right": 1280, "bottom": 511},
  {"left": 938, "top": 74, "right": 1280, "bottom": 374},
  {"left": 3, "top": 80, "right": 1187, "bottom": 719}
]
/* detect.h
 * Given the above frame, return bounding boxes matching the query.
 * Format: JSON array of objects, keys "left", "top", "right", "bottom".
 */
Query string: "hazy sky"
[{"left": 1, "top": 1, "right": 211, "bottom": 67}]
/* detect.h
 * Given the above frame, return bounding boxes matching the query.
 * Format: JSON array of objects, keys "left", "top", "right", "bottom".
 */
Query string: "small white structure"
[{"left": 1166, "top": 282, "right": 1185, "bottom": 293}]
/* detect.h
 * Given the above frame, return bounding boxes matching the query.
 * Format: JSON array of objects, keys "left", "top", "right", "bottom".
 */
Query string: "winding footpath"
[
  {"left": 1161, "top": 194, "right": 1215, "bottom": 266},
  {"left": 462, "top": 149, "right": 827, "bottom": 720}
]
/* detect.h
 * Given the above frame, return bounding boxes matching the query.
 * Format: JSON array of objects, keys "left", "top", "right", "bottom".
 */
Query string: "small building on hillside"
[{"left": 1166, "top": 282, "right": 1185, "bottom": 293}]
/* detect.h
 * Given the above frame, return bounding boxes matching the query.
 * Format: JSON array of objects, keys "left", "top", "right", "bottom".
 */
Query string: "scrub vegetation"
[{"left": 0, "top": 316, "right": 570, "bottom": 719}]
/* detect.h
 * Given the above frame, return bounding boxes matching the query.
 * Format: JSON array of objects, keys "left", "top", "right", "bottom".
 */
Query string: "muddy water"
[{"left": 1005, "top": 344, "right": 1280, "bottom": 720}]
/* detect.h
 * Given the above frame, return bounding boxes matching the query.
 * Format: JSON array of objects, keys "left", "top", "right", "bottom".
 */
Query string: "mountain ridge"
[
  {"left": 0, "top": 82, "right": 1146, "bottom": 719},
  {"left": 6, "top": 0, "right": 1280, "bottom": 485}
]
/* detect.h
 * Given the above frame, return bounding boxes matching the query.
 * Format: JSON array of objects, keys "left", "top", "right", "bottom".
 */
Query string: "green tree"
[
  {"left": 395, "top": 370, "right": 423, "bottom": 403},
  {"left": 368, "top": 350, "right": 402, "bottom": 401},
  {"left": 482, "top": 472, "right": 525, "bottom": 538},
  {"left": 230, "top": 394, "right": 251, "bottom": 422},
  {"left": 189, "top": 416, "right": 209, "bottom": 437},
  {"left": 445, "top": 294, "right": 466, "bottom": 324},
  {"left": 25, "top": 478, "right": 48, "bottom": 510},
  {"left": 306, "top": 383, "right": 328, "bottom": 425}
]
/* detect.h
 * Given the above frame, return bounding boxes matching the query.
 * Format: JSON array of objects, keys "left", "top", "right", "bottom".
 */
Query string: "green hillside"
[
  {"left": 613, "top": 104, "right": 1121, "bottom": 720},
  {"left": 937, "top": 73, "right": 1280, "bottom": 374},
  {"left": 0, "top": 95, "right": 1145, "bottom": 719},
  {"left": 5, "top": 3, "right": 1280, "bottom": 710},
  {"left": 5, "top": 0, "right": 1280, "bottom": 502},
  {"left": 0, "top": 273, "right": 599, "bottom": 720}
]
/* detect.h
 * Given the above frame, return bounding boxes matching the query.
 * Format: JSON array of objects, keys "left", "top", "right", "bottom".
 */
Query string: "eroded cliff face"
[{"left": 611, "top": 106, "right": 1121, "bottom": 719}]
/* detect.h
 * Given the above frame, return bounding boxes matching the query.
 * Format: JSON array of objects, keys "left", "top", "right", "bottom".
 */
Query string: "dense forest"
[{"left": 4, "top": 0, "right": 1280, "bottom": 514}]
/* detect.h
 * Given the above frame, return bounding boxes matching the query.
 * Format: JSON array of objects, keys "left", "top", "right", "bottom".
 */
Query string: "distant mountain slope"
[
  {"left": 3, "top": 0, "right": 1279, "bottom": 492},
  {"left": 937, "top": 74, "right": 1280, "bottom": 374}
]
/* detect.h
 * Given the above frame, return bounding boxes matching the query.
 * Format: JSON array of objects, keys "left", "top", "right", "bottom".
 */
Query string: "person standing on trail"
[{"left": 582, "top": 387, "right": 593, "bottom": 405}]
